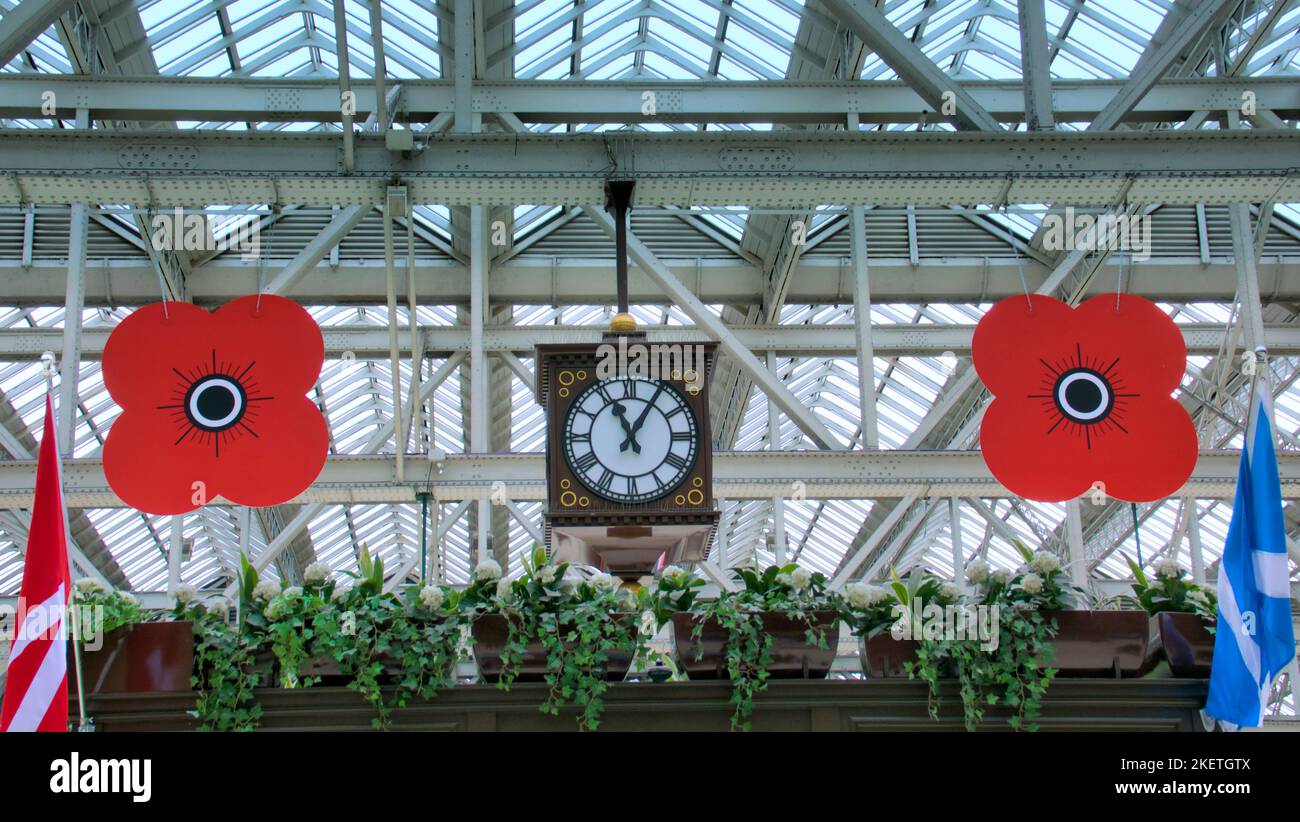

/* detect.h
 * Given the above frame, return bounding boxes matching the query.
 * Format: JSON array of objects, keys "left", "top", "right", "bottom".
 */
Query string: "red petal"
[
  {"left": 981, "top": 394, "right": 1197, "bottom": 503},
  {"left": 980, "top": 394, "right": 1095, "bottom": 502},
  {"left": 103, "top": 408, "right": 221, "bottom": 514},
  {"left": 1094, "top": 395, "right": 1198, "bottom": 502},
  {"left": 972, "top": 295, "right": 1075, "bottom": 398},
  {"left": 102, "top": 302, "right": 214, "bottom": 412},
  {"left": 1072, "top": 294, "right": 1188, "bottom": 396},
  {"left": 208, "top": 295, "right": 324, "bottom": 395},
  {"left": 212, "top": 395, "right": 329, "bottom": 507}
]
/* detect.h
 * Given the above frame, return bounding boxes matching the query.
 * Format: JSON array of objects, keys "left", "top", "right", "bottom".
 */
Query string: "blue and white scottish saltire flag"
[{"left": 1205, "top": 392, "right": 1297, "bottom": 729}]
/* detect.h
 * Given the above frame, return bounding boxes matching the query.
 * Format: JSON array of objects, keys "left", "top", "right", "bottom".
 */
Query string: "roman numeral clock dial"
[{"left": 561, "top": 378, "right": 699, "bottom": 504}]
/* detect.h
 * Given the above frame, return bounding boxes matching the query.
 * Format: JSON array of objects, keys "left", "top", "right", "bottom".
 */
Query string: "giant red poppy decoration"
[
  {"left": 102, "top": 295, "right": 328, "bottom": 515},
  {"left": 971, "top": 294, "right": 1196, "bottom": 503}
]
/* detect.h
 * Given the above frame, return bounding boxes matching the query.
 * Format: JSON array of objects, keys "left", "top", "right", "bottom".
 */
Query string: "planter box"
[
  {"left": 1156, "top": 612, "right": 1215, "bottom": 678},
  {"left": 859, "top": 634, "right": 921, "bottom": 679},
  {"left": 672, "top": 611, "right": 838, "bottom": 680},
  {"left": 72, "top": 621, "right": 194, "bottom": 694},
  {"left": 471, "top": 613, "right": 637, "bottom": 684},
  {"left": 1041, "top": 610, "right": 1158, "bottom": 678}
]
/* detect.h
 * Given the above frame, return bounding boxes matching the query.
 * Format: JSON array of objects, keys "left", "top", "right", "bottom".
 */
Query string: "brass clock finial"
[{"left": 609, "top": 312, "right": 638, "bottom": 334}]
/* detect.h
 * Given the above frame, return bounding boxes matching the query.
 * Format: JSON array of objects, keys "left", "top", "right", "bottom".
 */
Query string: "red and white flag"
[{"left": 1, "top": 394, "right": 72, "bottom": 732}]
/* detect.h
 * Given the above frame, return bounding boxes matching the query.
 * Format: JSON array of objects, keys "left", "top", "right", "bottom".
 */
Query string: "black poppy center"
[
  {"left": 1053, "top": 368, "right": 1113, "bottom": 425},
  {"left": 184, "top": 376, "right": 247, "bottom": 432}
]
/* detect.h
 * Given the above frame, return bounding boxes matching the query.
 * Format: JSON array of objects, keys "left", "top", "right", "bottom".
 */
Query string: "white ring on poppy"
[
  {"left": 189, "top": 377, "right": 244, "bottom": 428},
  {"left": 1056, "top": 371, "right": 1109, "bottom": 421}
]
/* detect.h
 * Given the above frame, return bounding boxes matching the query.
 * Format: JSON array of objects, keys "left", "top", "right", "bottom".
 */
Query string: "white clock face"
[{"left": 561, "top": 378, "right": 699, "bottom": 503}]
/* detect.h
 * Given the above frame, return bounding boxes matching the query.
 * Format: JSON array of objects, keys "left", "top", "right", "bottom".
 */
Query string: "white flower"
[
  {"left": 419, "top": 585, "right": 444, "bottom": 610},
  {"left": 590, "top": 572, "right": 619, "bottom": 592},
  {"left": 171, "top": 583, "right": 198, "bottom": 604},
  {"left": 495, "top": 577, "right": 514, "bottom": 601},
  {"left": 118, "top": 592, "right": 138, "bottom": 606},
  {"left": 1155, "top": 559, "right": 1182, "bottom": 580},
  {"left": 1029, "top": 551, "right": 1061, "bottom": 575},
  {"left": 282, "top": 586, "right": 303, "bottom": 600},
  {"left": 966, "top": 560, "right": 990, "bottom": 585},
  {"left": 637, "top": 575, "right": 656, "bottom": 589},
  {"left": 1187, "top": 589, "right": 1209, "bottom": 605},
  {"left": 661, "top": 565, "right": 689, "bottom": 583},
  {"left": 537, "top": 566, "right": 557, "bottom": 585},
  {"left": 330, "top": 581, "right": 353, "bottom": 603},
  {"left": 1020, "top": 573, "right": 1044, "bottom": 595},
  {"left": 845, "top": 582, "right": 889, "bottom": 609},
  {"left": 989, "top": 569, "right": 1011, "bottom": 586},
  {"left": 939, "top": 583, "right": 959, "bottom": 601},
  {"left": 303, "top": 562, "right": 331, "bottom": 585},
  {"left": 252, "top": 579, "right": 280, "bottom": 601},
  {"left": 789, "top": 567, "right": 813, "bottom": 591},
  {"left": 264, "top": 598, "right": 288, "bottom": 620},
  {"left": 475, "top": 559, "right": 503, "bottom": 582},
  {"left": 774, "top": 572, "right": 793, "bottom": 587},
  {"left": 205, "top": 598, "right": 230, "bottom": 619},
  {"left": 75, "top": 578, "right": 106, "bottom": 595}
]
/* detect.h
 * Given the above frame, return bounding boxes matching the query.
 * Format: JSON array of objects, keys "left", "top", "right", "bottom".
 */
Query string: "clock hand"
[
  {"left": 611, "top": 403, "right": 640, "bottom": 453},
  {"left": 621, "top": 383, "right": 664, "bottom": 451}
]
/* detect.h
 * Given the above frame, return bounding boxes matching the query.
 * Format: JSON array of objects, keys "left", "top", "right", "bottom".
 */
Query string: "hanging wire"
[
  {"left": 255, "top": 213, "right": 268, "bottom": 314},
  {"left": 1131, "top": 502, "right": 1143, "bottom": 567},
  {"left": 1115, "top": 248, "right": 1127, "bottom": 311},
  {"left": 147, "top": 207, "right": 170, "bottom": 319},
  {"left": 1010, "top": 211, "right": 1033, "bottom": 310}
]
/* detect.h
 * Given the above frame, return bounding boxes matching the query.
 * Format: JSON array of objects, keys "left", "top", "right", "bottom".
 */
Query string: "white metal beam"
[
  {"left": 1089, "top": 0, "right": 1240, "bottom": 132},
  {"left": 58, "top": 202, "right": 86, "bottom": 456},
  {"left": 4, "top": 129, "right": 1298, "bottom": 207},
  {"left": 850, "top": 204, "right": 879, "bottom": 448},
  {"left": 1017, "top": 0, "right": 1055, "bottom": 130},
  {"left": 0, "top": 0, "right": 78, "bottom": 66},
  {"left": 7, "top": 257, "right": 1300, "bottom": 306},
  {"left": 265, "top": 204, "right": 372, "bottom": 295},
  {"left": 584, "top": 204, "right": 844, "bottom": 450},
  {"left": 14, "top": 449, "right": 1299, "bottom": 510},
  {"left": 820, "top": 0, "right": 1002, "bottom": 131},
  {"left": 3, "top": 75, "right": 1298, "bottom": 124}
]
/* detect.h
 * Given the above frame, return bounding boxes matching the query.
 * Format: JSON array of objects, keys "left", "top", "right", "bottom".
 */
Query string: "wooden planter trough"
[
  {"left": 859, "top": 634, "right": 921, "bottom": 678},
  {"left": 72, "top": 621, "right": 194, "bottom": 694},
  {"left": 1155, "top": 612, "right": 1215, "bottom": 678},
  {"left": 1040, "top": 610, "right": 1159, "bottom": 677},
  {"left": 471, "top": 613, "right": 638, "bottom": 683},
  {"left": 672, "top": 611, "right": 838, "bottom": 680},
  {"left": 860, "top": 610, "right": 1161, "bottom": 679}
]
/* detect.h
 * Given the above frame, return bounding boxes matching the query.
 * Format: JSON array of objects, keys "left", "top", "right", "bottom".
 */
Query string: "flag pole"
[{"left": 44, "top": 351, "right": 89, "bottom": 731}]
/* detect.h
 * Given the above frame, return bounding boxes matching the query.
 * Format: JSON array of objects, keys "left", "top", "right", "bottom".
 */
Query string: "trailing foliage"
[
  {"left": 175, "top": 596, "right": 263, "bottom": 732},
  {"left": 908, "top": 544, "right": 1069, "bottom": 731},
  {"left": 692, "top": 563, "right": 838, "bottom": 731},
  {"left": 465, "top": 547, "right": 643, "bottom": 730}
]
